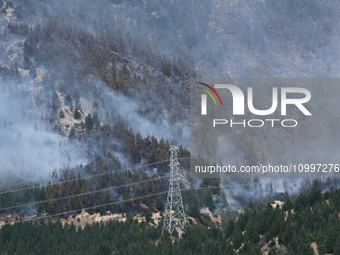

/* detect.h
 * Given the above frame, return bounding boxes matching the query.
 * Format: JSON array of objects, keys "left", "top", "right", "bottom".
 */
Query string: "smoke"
[
  {"left": 0, "top": 80, "right": 87, "bottom": 184},
  {"left": 5, "top": 0, "right": 339, "bottom": 79},
  {"left": 4, "top": 0, "right": 340, "bottom": 205},
  {"left": 97, "top": 83, "right": 189, "bottom": 147}
]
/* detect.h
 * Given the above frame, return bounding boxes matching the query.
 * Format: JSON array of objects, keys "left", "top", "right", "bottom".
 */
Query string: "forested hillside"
[
  {"left": 1, "top": 0, "right": 340, "bottom": 254},
  {"left": 1, "top": 186, "right": 340, "bottom": 255}
]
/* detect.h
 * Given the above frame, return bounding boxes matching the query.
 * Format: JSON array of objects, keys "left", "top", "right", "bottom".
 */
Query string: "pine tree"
[
  {"left": 205, "top": 190, "right": 216, "bottom": 212},
  {"left": 85, "top": 114, "right": 94, "bottom": 131},
  {"left": 170, "top": 110, "right": 177, "bottom": 124},
  {"left": 14, "top": 62, "right": 20, "bottom": 78},
  {"left": 333, "top": 234, "right": 340, "bottom": 255},
  {"left": 155, "top": 196, "right": 164, "bottom": 211},
  {"left": 92, "top": 111, "right": 100, "bottom": 125},
  {"left": 232, "top": 225, "right": 243, "bottom": 250},
  {"left": 59, "top": 109, "right": 65, "bottom": 118},
  {"left": 324, "top": 214, "right": 338, "bottom": 253},
  {"left": 287, "top": 227, "right": 314, "bottom": 255},
  {"left": 225, "top": 220, "right": 235, "bottom": 239},
  {"left": 29, "top": 63, "right": 37, "bottom": 78},
  {"left": 75, "top": 101, "right": 82, "bottom": 112},
  {"left": 65, "top": 94, "right": 73, "bottom": 108},
  {"left": 145, "top": 211, "right": 152, "bottom": 223},
  {"left": 74, "top": 109, "right": 81, "bottom": 120},
  {"left": 52, "top": 91, "right": 60, "bottom": 108},
  {"left": 69, "top": 127, "right": 76, "bottom": 139}
]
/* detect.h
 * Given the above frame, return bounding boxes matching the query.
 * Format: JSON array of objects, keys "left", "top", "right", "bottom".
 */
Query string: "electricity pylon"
[{"left": 162, "top": 144, "right": 186, "bottom": 236}]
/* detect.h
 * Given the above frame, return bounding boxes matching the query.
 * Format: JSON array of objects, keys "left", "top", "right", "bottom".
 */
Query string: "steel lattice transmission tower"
[{"left": 162, "top": 145, "right": 186, "bottom": 236}]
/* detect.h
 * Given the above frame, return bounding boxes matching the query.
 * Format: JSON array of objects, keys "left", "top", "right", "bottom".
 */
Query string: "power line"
[
  {"left": 4, "top": 177, "right": 329, "bottom": 227},
  {"left": 2, "top": 185, "right": 220, "bottom": 226},
  {"left": 2, "top": 140, "right": 339, "bottom": 197},
  {"left": 0, "top": 175, "right": 169, "bottom": 211},
  {"left": 0, "top": 160, "right": 168, "bottom": 195},
  {"left": 0, "top": 176, "right": 303, "bottom": 212},
  {"left": 2, "top": 178, "right": 308, "bottom": 226},
  {"left": 2, "top": 192, "right": 168, "bottom": 226},
  {"left": 0, "top": 157, "right": 190, "bottom": 196}
]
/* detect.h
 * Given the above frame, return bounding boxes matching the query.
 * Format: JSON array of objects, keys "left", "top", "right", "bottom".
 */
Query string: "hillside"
[
  {"left": 1, "top": 186, "right": 340, "bottom": 254},
  {"left": 1, "top": 0, "right": 340, "bottom": 254}
]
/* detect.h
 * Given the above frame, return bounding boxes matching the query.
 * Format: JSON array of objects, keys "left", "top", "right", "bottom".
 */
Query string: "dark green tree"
[
  {"left": 85, "top": 114, "right": 94, "bottom": 131},
  {"left": 74, "top": 109, "right": 81, "bottom": 120},
  {"left": 187, "top": 204, "right": 201, "bottom": 220},
  {"left": 155, "top": 196, "right": 164, "bottom": 211},
  {"left": 145, "top": 211, "right": 152, "bottom": 223}
]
